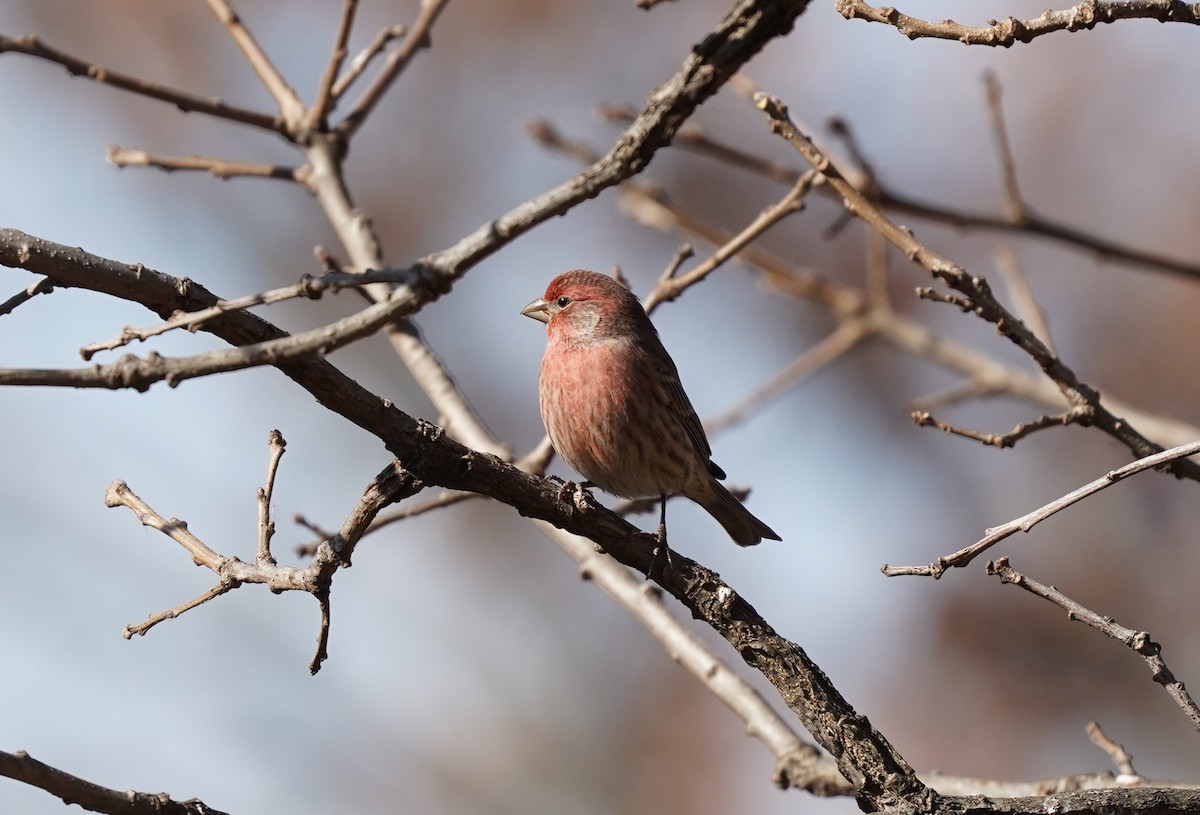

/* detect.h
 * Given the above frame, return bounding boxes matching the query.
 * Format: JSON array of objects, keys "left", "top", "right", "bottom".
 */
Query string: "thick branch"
[{"left": 0, "top": 749, "right": 228, "bottom": 815}]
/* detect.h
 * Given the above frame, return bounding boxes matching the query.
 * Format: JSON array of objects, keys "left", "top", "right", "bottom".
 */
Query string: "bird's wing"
[{"left": 645, "top": 337, "right": 722, "bottom": 477}]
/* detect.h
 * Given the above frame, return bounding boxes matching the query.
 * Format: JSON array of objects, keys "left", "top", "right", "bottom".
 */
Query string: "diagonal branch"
[
  {"left": 752, "top": 91, "right": 1200, "bottom": 482},
  {"left": 309, "top": 0, "right": 359, "bottom": 127},
  {"left": 988, "top": 557, "right": 1200, "bottom": 734},
  {"left": 335, "top": 0, "right": 451, "bottom": 137},
  {"left": 0, "top": 750, "right": 229, "bottom": 815},
  {"left": 203, "top": 0, "right": 306, "bottom": 125},
  {"left": 884, "top": 440, "right": 1200, "bottom": 577},
  {"left": 648, "top": 116, "right": 1200, "bottom": 284},
  {"left": 0, "top": 33, "right": 283, "bottom": 133}
]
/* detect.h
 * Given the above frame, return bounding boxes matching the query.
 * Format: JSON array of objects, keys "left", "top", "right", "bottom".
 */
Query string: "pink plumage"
[{"left": 522, "top": 270, "right": 780, "bottom": 547}]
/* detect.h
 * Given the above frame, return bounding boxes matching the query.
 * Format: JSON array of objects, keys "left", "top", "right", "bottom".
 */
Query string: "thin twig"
[
  {"left": 336, "top": 0, "right": 452, "bottom": 137},
  {"left": 994, "top": 246, "right": 1055, "bottom": 353},
  {"left": 203, "top": 0, "right": 305, "bottom": 125},
  {"left": 835, "top": 0, "right": 1200, "bottom": 46},
  {"left": 77, "top": 268, "right": 397, "bottom": 360},
  {"left": 989, "top": 557, "right": 1200, "bottom": 734},
  {"left": 883, "top": 440, "right": 1200, "bottom": 577},
  {"left": 1085, "top": 721, "right": 1140, "bottom": 781},
  {"left": 753, "top": 91, "right": 1200, "bottom": 481},
  {"left": 639, "top": 170, "right": 818, "bottom": 313},
  {"left": 123, "top": 582, "right": 233, "bottom": 639},
  {"left": 106, "top": 147, "right": 303, "bottom": 182},
  {"left": 309, "top": 0, "right": 360, "bottom": 127},
  {"left": 257, "top": 430, "right": 287, "bottom": 566},
  {"left": 332, "top": 24, "right": 407, "bottom": 99},
  {"left": 706, "top": 321, "right": 869, "bottom": 436},
  {"left": 910, "top": 407, "right": 1086, "bottom": 449},
  {"left": 0, "top": 34, "right": 283, "bottom": 133},
  {"left": 0, "top": 277, "right": 54, "bottom": 317},
  {"left": 984, "top": 72, "right": 1027, "bottom": 221}
]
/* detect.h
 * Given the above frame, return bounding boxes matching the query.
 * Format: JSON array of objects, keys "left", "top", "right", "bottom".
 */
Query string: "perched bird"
[{"left": 522, "top": 269, "right": 780, "bottom": 547}]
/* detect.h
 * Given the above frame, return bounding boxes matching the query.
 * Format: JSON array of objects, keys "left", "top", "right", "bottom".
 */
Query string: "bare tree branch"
[
  {"left": 0, "top": 276, "right": 53, "bottom": 317},
  {"left": 203, "top": 0, "right": 306, "bottom": 125},
  {"left": 642, "top": 114, "right": 1200, "bottom": 284},
  {"left": 308, "top": 0, "right": 359, "bottom": 127},
  {"left": 335, "top": 0, "right": 452, "bottom": 137},
  {"left": 0, "top": 33, "right": 283, "bottom": 133},
  {"left": 110, "top": 460, "right": 423, "bottom": 673},
  {"left": 0, "top": 750, "right": 229, "bottom": 815},
  {"left": 106, "top": 146, "right": 304, "bottom": 182},
  {"left": 752, "top": 91, "right": 1200, "bottom": 481},
  {"left": 988, "top": 557, "right": 1200, "bottom": 733},
  {"left": 884, "top": 440, "right": 1200, "bottom": 577},
  {"left": 835, "top": 0, "right": 1200, "bottom": 45}
]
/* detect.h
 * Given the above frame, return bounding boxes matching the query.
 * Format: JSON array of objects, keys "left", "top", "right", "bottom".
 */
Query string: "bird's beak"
[{"left": 521, "top": 297, "right": 551, "bottom": 324}]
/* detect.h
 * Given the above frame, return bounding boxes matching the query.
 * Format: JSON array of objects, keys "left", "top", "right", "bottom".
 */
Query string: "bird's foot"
[
  {"left": 548, "top": 477, "right": 597, "bottom": 514},
  {"left": 644, "top": 523, "right": 674, "bottom": 580}
]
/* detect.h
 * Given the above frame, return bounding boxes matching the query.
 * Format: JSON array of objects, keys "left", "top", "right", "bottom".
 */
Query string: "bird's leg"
[{"left": 646, "top": 493, "right": 674, "bottom": 578}]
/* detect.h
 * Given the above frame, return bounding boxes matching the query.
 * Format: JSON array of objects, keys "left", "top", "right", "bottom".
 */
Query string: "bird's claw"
[
  {"left": 643, "top": 526, "right": 674, "bottom": 580},
  {"left": 549, "top": 477, "right": 597, "bottom": 514}
]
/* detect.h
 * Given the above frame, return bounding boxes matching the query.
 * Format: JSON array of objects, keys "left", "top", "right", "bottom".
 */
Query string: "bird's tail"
[{"left": 695, "top": 481, "right": 781, "bottom": 547}]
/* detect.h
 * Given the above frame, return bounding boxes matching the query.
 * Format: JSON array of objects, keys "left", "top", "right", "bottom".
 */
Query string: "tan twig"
[
  {"left": 309, "top": 0, "right": 359, "bottom": 127},
  {"left": 1086, "top": 721, "right": 1140, "bottom": 781},
  {"left": 123, "top": 582, "right": 234, "bottom": 639},
  {"left": 911, "top": 378, "right": 1003, "bottom": 414},
  {"left": 106, "top": 147, "right": 304, "bottom": 182},
  {"left": 910, "top": 407, "right": 1086, "bottom": 450},
  {"left": 658, "top": 243, "right": 695, "bottom": 282},
  {"left": 0, "top": 34, "right": 282, "bottom": 133},
  {"left": 203, "top": 0, "right": 305, "bottom": 125},
  {"left": 989, "top": 557, "right": 1200, "bottom": 734},
  {"left": 107, "top": 462, "right": 423, "bottom": 673},
  {"left": 76, "top": 268, "right": 399, "bottom": 360},
  {"left": 706, "top": 321, "right": 869, "bottom": 436},
  {"left": 257, "top": 430, "right": 287, "bottom": 566},
  {"left": 639, "top": 169, "right": 818, "bottom": 313},
  {"left": 332, "top": 24, "right": 407, "bottom": 98},
  {"left": 883, "top": 440, "right": 1200, "bottom": 578},
  {"left": 336, "top": 0, "right": 452, "bottom": 137},
  {"left": 0, "top": 276, "right": 54, "bottom": 317},
  {"left": 836, "top": 0, "right": 1200, "bottom": 46},
  {"left": 994, "top": 246, "right": 1055, "bottom": 353},
  {"left": 294, "top": 489, "right": 478, "bottom": 557},
  {"left": 984, "top": 72, "right": 1027, "bottom": 221}
]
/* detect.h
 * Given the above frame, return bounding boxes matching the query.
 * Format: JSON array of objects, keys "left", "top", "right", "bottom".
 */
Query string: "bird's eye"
[{"left": 556, "top": 296, "right": 571, "bottom": 308}]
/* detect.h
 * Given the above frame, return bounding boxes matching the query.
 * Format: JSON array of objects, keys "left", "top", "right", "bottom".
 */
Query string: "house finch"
[{"left": 522, "top": 269, "right": 780, "bottom": 546}]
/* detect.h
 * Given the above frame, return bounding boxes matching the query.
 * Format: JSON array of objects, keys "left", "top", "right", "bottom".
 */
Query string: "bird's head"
[{"left": 522, "top": 270, "right": 645, "bottom": 343}]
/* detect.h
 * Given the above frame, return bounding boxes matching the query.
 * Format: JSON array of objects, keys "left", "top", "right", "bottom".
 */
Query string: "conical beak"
[{"left": 521, "top": 297, "right": 551, "bottom": 324}]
